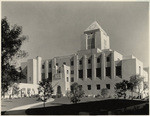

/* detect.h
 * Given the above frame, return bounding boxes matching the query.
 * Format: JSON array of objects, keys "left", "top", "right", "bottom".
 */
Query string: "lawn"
[
  {"left": 26, "top": 98, "right": 148, "bottom": 115},
  {"left": 31, "top": 96, "right": 103, "bottom": 108},
  {"left": 1, "top": 97, "right": 40, "bottom": 112},
  {"left": 1, "top": 96, "right": 149, "bottom": 115}
]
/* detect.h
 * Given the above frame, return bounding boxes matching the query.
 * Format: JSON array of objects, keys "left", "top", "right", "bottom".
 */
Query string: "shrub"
[
  {"left": 70, "top": 83, "right": 84, "bottom": 103},
  {"left": 101, "top": 88, "right": 109, "bottom": 98}
]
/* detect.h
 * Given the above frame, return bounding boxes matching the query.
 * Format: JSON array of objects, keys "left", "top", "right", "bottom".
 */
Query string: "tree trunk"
[
  {"left": 43, "top": 101, "right": 45, "bottom": 107},
  {"left": 132, "top": 91, "right": 133, "bottom": 99}
]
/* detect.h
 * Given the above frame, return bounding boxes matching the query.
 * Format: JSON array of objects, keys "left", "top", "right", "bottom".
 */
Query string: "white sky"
[{"left": 2, "top": 1, "right": 149, "bottom": 67}]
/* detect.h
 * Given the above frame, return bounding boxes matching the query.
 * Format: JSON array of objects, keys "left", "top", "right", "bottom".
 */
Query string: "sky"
[{"left": 2, "top": 1, "right": 149, "bottom": 67}]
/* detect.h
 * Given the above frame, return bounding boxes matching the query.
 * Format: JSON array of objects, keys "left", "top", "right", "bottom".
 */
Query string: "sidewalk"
[{"left": 4, "top": 98, "right": 54, "bottom": 115}]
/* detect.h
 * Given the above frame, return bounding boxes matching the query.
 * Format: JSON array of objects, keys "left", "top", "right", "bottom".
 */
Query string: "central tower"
[{"left": 82, "top": 21, "right": 110, "bottom": 50}]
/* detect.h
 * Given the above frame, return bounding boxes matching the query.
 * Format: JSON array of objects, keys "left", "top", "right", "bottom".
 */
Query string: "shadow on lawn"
[{"left": 25, "top": 99, "right": 148, "bottom": 115}]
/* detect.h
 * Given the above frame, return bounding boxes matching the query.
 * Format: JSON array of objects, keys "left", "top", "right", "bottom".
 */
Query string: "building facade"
[{"left": 20, "top": 21, "right": 148, "bottom": 97}]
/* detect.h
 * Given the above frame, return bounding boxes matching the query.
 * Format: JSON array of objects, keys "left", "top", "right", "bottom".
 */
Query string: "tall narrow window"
[
  {"left": 48, "top": 72, "right": 52, "bottom": 82},
  {"left": 97, "top": 58, "right": 100, "bottom": 63},
  {"left": 29, "top": 77, "right": 31, "bottom": 81},
  {"left": 42, "top": 73, "right": 45, "bottom": 78},
  {"left": 97, "top": 84, "right": 101, "bottom": 90},
  {"left": 87, "top": 69, "right": 92, "bottom": 78},
  {"left": 116, "top": 66, "right": 121, "bottom": 76},
  {"left": 87, "top": 85, "right": 91, "bottom": 90},
  {"left": 106, "top": 57, "right": 110, "bottom": 62},
  {"left": 106, "top": 67, "right": 111, "bottom": 76},
  {"left": 42, "top": 64, "right": 44, "bottom": 69},
  {"left": 71, "top": 61, "right": 74, "bottom": 66},
  {"left": 67, "top": 77, "right": 69, "bottom": 82},
  {"left": 79, "top": 70, "right": 83, "bottom": 79},
  {"left": 87, "top": 33, "right": 95, "bottom": 49},
  {"left": 67, "top": 70, "right": 69, "bottom": 74},
  {"left": 106, "top": 84, "right": 110, "bottom": 89},
  {"left": 71, "top": 77, "right": 74, "bottom": 82},
  {"left": 88, "top": 59, "right": 91, "bottom": 64},
  {"left": 79, "top": 60, "right": 82, "bottom": 65},
  {"left": 49, "top": 63, "right": 51, "bottom": 68},
  {"left": 96, "top": 68, "right": 101, "bottom": 77},
  {"left": 71, "top": 70, "right": 74, "bottom": 74}
]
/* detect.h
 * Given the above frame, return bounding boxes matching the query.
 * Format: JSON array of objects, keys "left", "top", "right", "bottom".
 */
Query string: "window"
[
  {"left": 56, "top": 63, "right": 58, "bottom": 66},
  {"left": 97, "top": 84, "right": 101, "bottom": 90},
  {"left": 106, "top": 84, "right": 110, "bottom": 89},
  {"left": 48, "top": 72, "right": 52, "bottom": 82},
  {"left": 106, "top": 67, "right": 111, "bottom": 76},
  {"left": 106, "top": 57, "right": 110, "bottom": 62},
  {"left": 116, "top": 66, "right": 121, "bottom": 76},
  {"left": 42, "top": 64, "right": 44, "bottom": 69},
  {"left": 88, "top": 59, "right": 91, "bottom": 64},
  {"left": 79, "top": 70, "right": 83, "bottom": 79},
  {"left": 87, "top": 85, "right": 91, "bottom": 90},
  {"left": 71, "top": 70, "right": 74, "bottom": 74},
  {"left": 71, "top": 61, "right": 74, "bottom": 66},
  {"left": 71, "top": 86, "right": 74, "bottom": 91},
  {"left": 58, "top": 70, "right": 61, "bottom": 73},
  {"left": 96, "top": 68, "right": 101, "bottom": 77},
  {"left": 67, "top": 77, "right": 69, "bottom": 82},
  {"left": 63, "top": 62, "right": 66, "bottom": 65},
  {"left": 71, "top": 77, "right": 74, "bottom": 82},
  {"left": 49, "top": 63, "right": 51, "bottom": 68},
  {"left": 87, "top": 33, "right": 95, "bottom": 49},
  {"left": 29, "top": 77, "right": 31, "bottom": 81},
  {"left": 79, "top": 60, "right": 82, "bottom": 65},
  {"left": 42, "top": 73, "right": 45, "bottom": 78},
  {"left": 87, "top": 69, "right": 92, "bottom": 78},
  {"left": 97, "top": 58, "right": 100, "bottom": 63},
  {"left": 67, "top": 70, "right": 69, "bottom": 74}
]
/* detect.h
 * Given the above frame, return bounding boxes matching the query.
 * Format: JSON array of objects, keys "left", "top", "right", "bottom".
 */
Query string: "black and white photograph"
[{"left": 1, "top": 1, "right": 149, "bottom": 115}]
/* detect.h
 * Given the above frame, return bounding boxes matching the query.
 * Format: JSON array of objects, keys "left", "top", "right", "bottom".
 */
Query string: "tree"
[
  {"left": 2, "top": 17, "right": 28, "bottom": 96},
  {"left": 12, "top": 83, "right": 20, "bottom": 98},
  {"left": 101, "top": 88, "right": 109, "bottom": 98},
  {"left": 143, "top": 82, "right": 149, "bottom": 91},
  {"left": 38, "top": 78, "right": 53, "bottom": 107},
  {"left": 70, "top": 83, "right": 84, "bottom": 104},
  {"left": 114, "top": 80, "right": 129, "bottom": 99},
  {"left": 130, "top": 75, "right": 144, "bottom": 98}
]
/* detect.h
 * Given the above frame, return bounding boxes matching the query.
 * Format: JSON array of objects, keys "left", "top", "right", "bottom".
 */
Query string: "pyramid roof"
[{"left": 84, "top": 21, "right": 107, "bottom": 35}]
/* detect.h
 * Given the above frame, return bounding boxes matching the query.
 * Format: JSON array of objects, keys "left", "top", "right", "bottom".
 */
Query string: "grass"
[
  {"left": 31, "top": 96, "right": 103, "bottom": 108},
  {"left": 1, "top": 96, "right": 40, "bottom": 112},
  {"left": 26, "top": 98, "right": 148, "bottom": 115},
  {"left": 1, "top": 96, "right": 149, "bottom": 115}
]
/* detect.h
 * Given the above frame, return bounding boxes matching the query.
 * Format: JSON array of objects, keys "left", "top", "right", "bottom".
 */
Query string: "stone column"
[
  {"left": 83, "top": 55, "right": 87, "bottom": 80},
  {"left": 101, "top": 52, "right": 106, "bottom": 80},
  {"left": 92, "top": 54, "right": 96, "bottom": 80},
  {"left": 52, "top": 58, "right": 57, "bottom": 81},
  {"left": 37, "top": 56, "right": 42, "bottom": 83},
  {"left": 74, "top": 55, "right": 78, "bottom": 82},
  {"left": 45, "top": 60, "right": 49, "bottom": 79},
  {"left": 111, "top": 51, "right": 115, "bottom": 79},
  {"left": 52, "top": 58, "right": 57, "bottom": 74}
]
